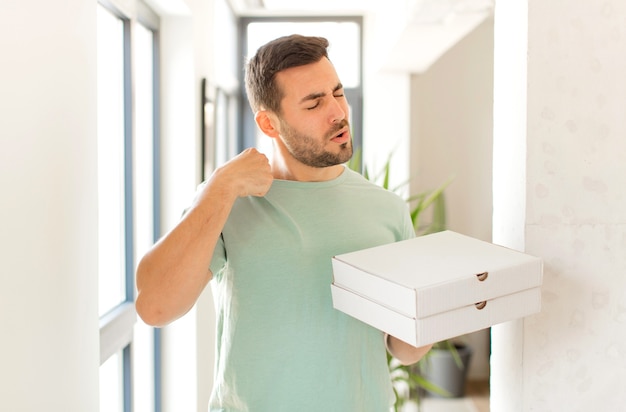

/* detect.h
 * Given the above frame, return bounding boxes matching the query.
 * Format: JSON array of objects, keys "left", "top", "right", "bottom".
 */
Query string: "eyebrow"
[{"left": 299, "top": 83, "right": 344, "bottom": 104}]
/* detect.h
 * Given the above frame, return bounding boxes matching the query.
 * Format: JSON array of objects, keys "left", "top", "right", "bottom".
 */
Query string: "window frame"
[
  {"left": 134, "top": 4, "right": 163, "bottom": 411},
  {"left": 97, "top": 3, "right": 135, "bottom": 410},
  {"left": 97, "top": 1, "right": 162, "bottom": 411}
]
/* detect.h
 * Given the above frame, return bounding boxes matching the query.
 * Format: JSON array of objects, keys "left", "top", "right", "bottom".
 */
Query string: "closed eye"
[
  {"left": 307, "top": 94, "right": 344, "bottom": 110},
  {"left": 301, "top": 83, "right": 344, "bottom": 110},
  {"left": 306, "top": 101, "right": 320, "bottom": 110}
]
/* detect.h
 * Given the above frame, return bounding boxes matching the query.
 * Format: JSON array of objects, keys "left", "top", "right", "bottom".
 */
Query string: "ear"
[{"left": 255, "top": 110, "right": 280, "bottom": 139}]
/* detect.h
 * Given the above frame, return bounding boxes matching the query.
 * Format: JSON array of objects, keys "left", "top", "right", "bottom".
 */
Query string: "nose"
[{"left": 329, "top": 97, "right": 347, "bottom": 124}]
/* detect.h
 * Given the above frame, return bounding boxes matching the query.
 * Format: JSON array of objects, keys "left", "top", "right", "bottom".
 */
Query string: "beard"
[{"left": 278, "top": 118, "right": 353, "bottom": 168}]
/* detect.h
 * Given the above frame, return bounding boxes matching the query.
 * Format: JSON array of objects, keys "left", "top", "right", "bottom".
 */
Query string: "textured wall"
[
  {"left": 493, "top": 1, "right": 626, "bottom": 410},
  {"left": 526, "top": 0, "right": 626, "bottom": 408}
]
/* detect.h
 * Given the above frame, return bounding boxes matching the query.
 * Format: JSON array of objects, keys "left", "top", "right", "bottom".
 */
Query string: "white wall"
[
  {"left": 493, "top": 0, "right": 626, "bottom": 410},
  {"left": 490, "top": 1, "right": 529, "bottom": 408},
  {"left": 404, "top": 17, "right": 495, "bottom": 381},
  {"left": 364, "top": 5, "right": 496, "bottom": 381},
  {"left": 157, "top": 13, "right": 201, "bottom": 412},
  {"left": 409, "top": 17, "right": 494, "bottom": 243},
  {"left": 362, "top": 3, "right": 412, "bottom": 195},
  {"left": 0, "top": 1, "right": 100, "bottom": 411}
]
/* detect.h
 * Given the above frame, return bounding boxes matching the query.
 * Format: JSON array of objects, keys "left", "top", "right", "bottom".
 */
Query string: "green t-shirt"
[{"left": 208, "top": 167, "right": 415, "bottom": 412}]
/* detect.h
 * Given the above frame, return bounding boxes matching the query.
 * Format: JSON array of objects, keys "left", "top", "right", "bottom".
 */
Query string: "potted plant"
[{"left": 415, "top": 339, "right": 473, "bottom": 399}]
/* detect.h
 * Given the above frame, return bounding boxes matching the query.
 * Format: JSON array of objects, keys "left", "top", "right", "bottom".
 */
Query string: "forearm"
[
  {"left": 135, "top": 182, "right": 235, "bottom": 327},
  {"left": 135, "top": 148, "right": 273, "bottom": 327},
  {"left": 385, "top": 334, "right": 433, "bottom": 366}
]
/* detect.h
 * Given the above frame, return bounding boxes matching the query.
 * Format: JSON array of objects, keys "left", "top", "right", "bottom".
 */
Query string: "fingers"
[{"left": 225, "top": 148, "right": 273, "bottom": 198}]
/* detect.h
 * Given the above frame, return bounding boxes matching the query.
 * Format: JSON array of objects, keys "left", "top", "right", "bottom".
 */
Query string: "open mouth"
[{"left": 330, "top": 128, "right": 350, "bottom": 144}]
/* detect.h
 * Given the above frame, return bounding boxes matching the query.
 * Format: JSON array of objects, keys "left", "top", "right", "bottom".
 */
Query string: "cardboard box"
[{"left": 331, "top": 230, "right": 543, "bottom": 347}]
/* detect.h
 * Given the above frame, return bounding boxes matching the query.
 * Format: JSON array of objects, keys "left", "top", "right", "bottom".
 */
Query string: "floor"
[
  {"left": 401, "top": 380, "right": 490, "bottom": 412},
  {"left": 465, "top": 380, "right": 489, "bottom": 412}
]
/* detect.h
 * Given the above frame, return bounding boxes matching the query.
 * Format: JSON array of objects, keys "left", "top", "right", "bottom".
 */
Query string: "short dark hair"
[{"left": 245, "top": 34, "right": 329, "bottom": 114}]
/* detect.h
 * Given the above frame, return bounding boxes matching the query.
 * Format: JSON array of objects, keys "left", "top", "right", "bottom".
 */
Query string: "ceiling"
[
  {"left": 236, "top": 0, "right": 492, "bottom": 19},
  {"left": 231, "top": 0, "right": 494, "bottom": 73}
]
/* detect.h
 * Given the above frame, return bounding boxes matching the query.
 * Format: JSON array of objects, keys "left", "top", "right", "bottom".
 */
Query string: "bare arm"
[
  {"left": 385, "top": 334, "right": 433, "bottom": 366},
  {"left": 135, "top": 148, "right": 273, "bottom": 327}
]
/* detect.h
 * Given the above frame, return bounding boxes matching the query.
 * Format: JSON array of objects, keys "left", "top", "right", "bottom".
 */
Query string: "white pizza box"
[{"left": 330, "top": 230, "right": 543, "bottom": 346}]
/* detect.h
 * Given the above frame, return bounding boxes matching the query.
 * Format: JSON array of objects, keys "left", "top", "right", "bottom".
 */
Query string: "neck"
[{"left": 271, "top": 155, "right": 344, "bottom": 182}]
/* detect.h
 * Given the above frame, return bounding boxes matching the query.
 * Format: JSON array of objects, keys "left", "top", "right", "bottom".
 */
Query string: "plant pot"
[{"left": 419, "top": 344, "right": 473, "bottom": 398}]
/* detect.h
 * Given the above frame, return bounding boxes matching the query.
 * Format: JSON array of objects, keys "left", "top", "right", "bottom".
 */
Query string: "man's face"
[{"left": 272, "top": 58, "right": 353, "bottom": 168}]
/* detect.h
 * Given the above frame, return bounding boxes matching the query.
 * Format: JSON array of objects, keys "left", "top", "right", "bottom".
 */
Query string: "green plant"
[
  {"left": 347, "top": 150, "right": 452, "bottom": 237},
  {"left": 387, "top": 351, "right": 448, "bottom": 411},
  {"left": 430, "top": 340, "right": 465, "bottom": 366},
  {"left": 348, "top": 150, "right": 457, "bottom": 411}
]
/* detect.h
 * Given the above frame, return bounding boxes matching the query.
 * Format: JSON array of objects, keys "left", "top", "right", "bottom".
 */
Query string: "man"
[{"left": 136, "top": 34, "right": 431, "bottom": 411}]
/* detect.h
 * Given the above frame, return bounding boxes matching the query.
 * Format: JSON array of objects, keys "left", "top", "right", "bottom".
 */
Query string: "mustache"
[{"left": 326, "top": 119, "right": 350, "bottom": 139}]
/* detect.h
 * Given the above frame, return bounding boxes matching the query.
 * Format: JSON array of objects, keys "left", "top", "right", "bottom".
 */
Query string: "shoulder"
[
  {"left": 343, "top": 167, "right": 402, "bottom": 196},
  {"left": 342, "top": 167, "right": 379, "bottom": 187}
]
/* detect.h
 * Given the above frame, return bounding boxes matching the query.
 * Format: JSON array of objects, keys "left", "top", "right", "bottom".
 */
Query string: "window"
[
  {"left": 238, "top": 17, "right": 363, "bottom": 164},
  {"left": 100, "top": 350, "right": 125, "bottom": 412},
  {"left": 97, "top": 2, "right": 161, "bottom": 411},
  {"left": 97, "top": 1, "right": 127, "bottom": 321}
]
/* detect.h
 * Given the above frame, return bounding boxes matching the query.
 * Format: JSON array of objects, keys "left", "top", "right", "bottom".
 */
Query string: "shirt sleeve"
[
  {"left": 209, "top": 232, "right": 226, "bottom": 281},
  {"left": 402, "top": 203, "right": 416, "bottom": 241}
]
